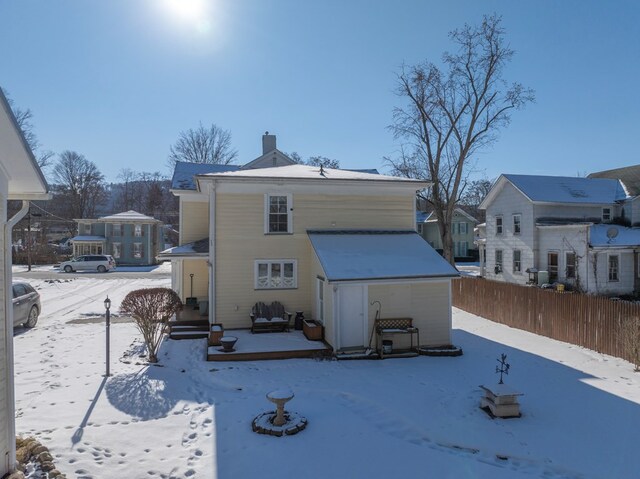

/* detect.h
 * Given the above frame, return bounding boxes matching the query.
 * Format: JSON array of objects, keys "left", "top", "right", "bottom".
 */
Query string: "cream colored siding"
[
  {"left": 180, "top": 200, "right": 208, "bottom": 244},
  {"left": 215, "top": 193, "right": 415, "bottom": 328},
  {"left": 368, "top": 281, "right": 451, "bottom": 348},
  {"left": 310, "top": 252, "right": 334, "bottom": 348},
  {"left": 181, "top": 259, "right": 209, "bottom": 302}
]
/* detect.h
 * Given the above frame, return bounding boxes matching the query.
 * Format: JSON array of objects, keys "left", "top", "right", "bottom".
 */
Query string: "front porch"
[{"left": 206, "top": 329, "right": 331, "bottom": 362}]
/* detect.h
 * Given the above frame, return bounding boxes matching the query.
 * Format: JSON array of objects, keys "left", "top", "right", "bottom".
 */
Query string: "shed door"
[{"left": 338, "top": 284, "right": 366, "bottom": 349}]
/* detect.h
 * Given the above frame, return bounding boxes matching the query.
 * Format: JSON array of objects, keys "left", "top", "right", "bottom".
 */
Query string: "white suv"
[{"left": 60, "top": 255, "right": 117, "bottom": 273}]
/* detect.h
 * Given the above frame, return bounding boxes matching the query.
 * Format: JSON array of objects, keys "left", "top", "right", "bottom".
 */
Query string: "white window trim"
[
  {"left": 112, "top": 223, "right": 122, "bottom": 237},
  {"left": 513, "top": 249, "right": 522, "bottom": 273},
  {"left": 134, "top": 224, "right": 142, "bottom": 237},
  {"left": 254, "top": 259, "right": 298, "bottom": 289},
  {"left": 602, "top": 207, "right": 612, "bottom": 222},
  {"left": 133, "top": 242, "right": 142, "bottom": 259},
  {"left": 495, "top": 249, "right": 503, "bottom": 273},
  {"left": 264, "top": 193, "right": 293, "bottom": 234},
  {"left": 495, "top": 215, "right": 503, "bottom": 235},
  {"left": 112, "top": 242, "right": 121, "bottom": 259},
  {"left": 513, "top": 214, "right": 521, "bottom": 235},
  {"left": 608, "top": 253, "right": 619, "bottom": 282}
]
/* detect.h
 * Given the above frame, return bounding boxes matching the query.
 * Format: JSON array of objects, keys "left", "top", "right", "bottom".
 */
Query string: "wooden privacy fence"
[{"left": 452, "top": 277, "right": 640, "bottom": 363}]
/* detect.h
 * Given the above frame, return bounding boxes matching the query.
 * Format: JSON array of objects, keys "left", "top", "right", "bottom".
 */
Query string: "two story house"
[
  {"left": 416, "top": 208, "right": 478, "bottom": 259},
  {"left": 71, "top": 210, "right": 164, "bottom": 265},
  {"left": 161, "top": 134, "right": 459, "bottom": 352},
  {"left": 0, "top": 89, "right": 49, "bottom": 476},
  {"left": 479, "top": 173, "right": 640, "bottom": 295}
]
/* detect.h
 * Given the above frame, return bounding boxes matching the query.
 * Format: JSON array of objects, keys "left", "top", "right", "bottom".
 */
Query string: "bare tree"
[
  {"left": 52, "top": 151, "right": 106, "bottom": 219},
  {"left": 167, "top": 122, "right": 237, "bottom": 170},
  {"left": 289, "top": 152, "right": 340, "bottom": 169},
  {"left": 2, "top": 88, "right": 55, "bottom": 170},
  {"left": 387, "top": 15, "right": 534, "bottom": 264},
  {"left": 459, "top": 178, "right": 493, "bottom": 220},
  {"left": 120, "top": 288, "right": 183, "bottom": 363}
]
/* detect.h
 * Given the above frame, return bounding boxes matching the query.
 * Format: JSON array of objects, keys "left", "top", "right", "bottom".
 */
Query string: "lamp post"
[{"left": 104, "top": 296, "right": 111, "bottom": 377}]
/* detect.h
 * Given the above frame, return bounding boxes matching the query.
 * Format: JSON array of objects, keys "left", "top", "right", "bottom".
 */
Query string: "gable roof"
[
  {"left": 481, "top": 174, "right": 628, "bottom": 208},
  {"left": 0, "top": 88, "right": 49, "bottom": 199},
  {"left": 157, "top": 238, "right": 209, "bottom": 259},
  {"left": 416, "top": 208, "right": 477, "bottom": 224},
  {"left": 241, "top": 149, "right": 296, "bottom": 170},
  {"left": 308, "top": 230, "right": 459, "bottom": 282},
  {"left": 171, "top": 161, "right": 241, "bottom": 190},
  {"left": 588, "top": 165, "right": 640, "bottom": 197},
  {"left": 198, "top": 164, "right": 426, "bottom": 184}
]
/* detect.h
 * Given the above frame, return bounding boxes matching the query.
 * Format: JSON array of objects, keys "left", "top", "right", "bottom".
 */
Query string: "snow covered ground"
[{"left": 11, "top": 275, "right": 640, "bottom": 478}]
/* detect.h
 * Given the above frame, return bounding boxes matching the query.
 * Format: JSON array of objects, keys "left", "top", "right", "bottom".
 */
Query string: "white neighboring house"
[
  {"left": 479, "top": 173, "right": 640, "bottom": 295},
  {"left": 0, "top": 89, "right": 49, "bottom": 475}
]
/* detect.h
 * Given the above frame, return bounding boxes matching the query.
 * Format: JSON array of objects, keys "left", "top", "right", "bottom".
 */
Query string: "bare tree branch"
[
  {"left": 167, "top": 122, "right": 238, "bottom": 170},
  {"left": 387, "top": 14, "right": 534, "bottom": 264}
]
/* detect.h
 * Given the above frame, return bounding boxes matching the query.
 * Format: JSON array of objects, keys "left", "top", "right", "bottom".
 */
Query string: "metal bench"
[{"left": 374, "top": 318, "right": 420, "bottom": 359}]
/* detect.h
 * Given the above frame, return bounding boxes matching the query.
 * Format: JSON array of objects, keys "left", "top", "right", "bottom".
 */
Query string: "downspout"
[
  {"left": 208, "top": 183, "right": 216, "bottom": 325},
  {"left": 4, "top": 200, "right": 30, "bottom": 472}
]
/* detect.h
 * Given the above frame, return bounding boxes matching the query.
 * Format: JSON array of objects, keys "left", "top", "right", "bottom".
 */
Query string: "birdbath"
[{"left": 266, "top": 389, "right": 294, "bottom": 426}]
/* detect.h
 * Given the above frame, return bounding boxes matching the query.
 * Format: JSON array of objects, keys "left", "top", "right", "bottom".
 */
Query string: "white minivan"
[{"left": 60, "top": 254, "right": 117, "bottom": 273}]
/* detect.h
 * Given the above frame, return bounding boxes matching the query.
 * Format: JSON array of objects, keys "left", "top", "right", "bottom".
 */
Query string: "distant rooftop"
[
  {"left": 588, "top": 164, "right": 640, "bottom": 197},
  {"left": 171, "top": 161, "right": 241, "bottom": 190},
  {"left": 503, "top": 174, "right": 628, "bottom": 204},
  {"left": 97, "top": 210, "right": 161, "bottom": 222}
]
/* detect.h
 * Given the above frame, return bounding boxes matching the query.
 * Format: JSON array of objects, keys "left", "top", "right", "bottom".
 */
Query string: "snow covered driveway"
[{"left": 11, "top": 275, "right": 640, "bottom": 478}]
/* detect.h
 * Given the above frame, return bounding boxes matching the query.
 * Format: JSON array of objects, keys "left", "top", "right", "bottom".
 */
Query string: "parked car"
[
  {"left": 12, "top": 282, "right": 40, "bottom": 328},
  {"left": 60, "top": 254, "right": 117, "bottom": 273}
]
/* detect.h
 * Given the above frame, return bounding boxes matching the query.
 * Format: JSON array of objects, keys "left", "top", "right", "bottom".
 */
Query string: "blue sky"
[{"left": 1, "top": 0, "right": 639, "bottom": 183}]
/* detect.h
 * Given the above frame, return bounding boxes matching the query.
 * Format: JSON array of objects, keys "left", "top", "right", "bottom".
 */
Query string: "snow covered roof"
[
  {"left": 70, "top": 236, "right": 105, "bottom": 242},
  {"left": 171, "top": 161, "right": 241, "bottom": 190},
  {"left": 589, "top": 224, "right": 640, "bottom": 248},
  {"left": 200, "top": 164, "right": 425, "bottom": 184},
  {"left": 157, "top": 238, "right": 209, "bottom": 259},
  {"left": 97, "top": 210, "right": 161, "bottom": 223},
  {"left": 308, "top": 231, "right": 459, "bottom": 282},
  {"left": 501, "top": 174, "right": 628, "bottom": 205},
  {"left": 588, "top": 164, "right": 640, "bottom": 197},
  {"left": 416, "top": 208, "right": 477, "bottom": 224}
]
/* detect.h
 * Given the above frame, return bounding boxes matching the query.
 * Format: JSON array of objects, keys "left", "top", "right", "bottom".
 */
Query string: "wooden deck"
[{"left": 206, "top": 329, "right": 331, "bottom": 362}]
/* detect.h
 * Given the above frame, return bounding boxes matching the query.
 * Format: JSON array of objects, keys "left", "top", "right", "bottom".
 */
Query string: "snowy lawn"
[{"left": 12, "top": 276, "right": 639, "bottom": 478}]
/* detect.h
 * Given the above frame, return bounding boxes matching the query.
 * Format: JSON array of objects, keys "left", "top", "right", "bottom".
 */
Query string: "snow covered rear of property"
[{"left": 10, "top": 275, "right": 640, "bottom": 478}]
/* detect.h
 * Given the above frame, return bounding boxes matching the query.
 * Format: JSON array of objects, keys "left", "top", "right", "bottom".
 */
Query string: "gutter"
[{"left": 4, "top": 200, "right": 30, "bottom": 473}]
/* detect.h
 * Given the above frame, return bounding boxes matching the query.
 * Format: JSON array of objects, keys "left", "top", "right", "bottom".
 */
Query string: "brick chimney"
[{"left": 262, "top": 131, "right": 276, "bottom": 154}]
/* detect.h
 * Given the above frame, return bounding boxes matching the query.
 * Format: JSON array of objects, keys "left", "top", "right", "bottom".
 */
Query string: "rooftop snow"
[
  {"left": 504, "top": 174, "right": 628, "bottom": 204},
  {"left": 98, "top": 210, "right": 160, "bottom": 222},
  {"left": 200, "top": 164, "right": 424, "bottom": 183},
  {"left": 588, "top": 164, "right": 640, "bottom": 197},
  {"left": 158, "top": 238, "right": 209, "bottom": 258},
  {"left": 171, "top": 161, "right": 241, "bottom": 190},
  {"left": 70, "top": 235, "right": 105, "bottom": 242},
  {"left": 589, "top": 224, "right": 640, "bottom": 247},
  {"left": 308, "top": 231, "right": 459, "bottom": 281}
]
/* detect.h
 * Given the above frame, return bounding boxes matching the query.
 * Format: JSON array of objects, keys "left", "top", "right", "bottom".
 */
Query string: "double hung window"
[{"left": 265, "top": 194, "right": 292, "bottom": 233}]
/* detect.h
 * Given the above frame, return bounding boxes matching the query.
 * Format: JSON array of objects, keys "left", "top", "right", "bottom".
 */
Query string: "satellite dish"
[{"left": 606, "top": 226, "right": 619, "bottom": 243}]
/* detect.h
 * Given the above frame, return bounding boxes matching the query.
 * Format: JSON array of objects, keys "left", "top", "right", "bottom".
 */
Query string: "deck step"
[{"left": 169, "top": 320, "right": 209, "bottom": 340}]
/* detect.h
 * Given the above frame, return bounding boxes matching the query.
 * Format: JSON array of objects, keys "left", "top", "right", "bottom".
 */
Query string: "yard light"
[{"left": 104, "top": 296, "right": 111, "bottom": 377}]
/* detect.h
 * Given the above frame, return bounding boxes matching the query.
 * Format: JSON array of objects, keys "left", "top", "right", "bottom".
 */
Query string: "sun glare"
[{"left": 163, "top": 0, "right": 213, "bottom": 33}]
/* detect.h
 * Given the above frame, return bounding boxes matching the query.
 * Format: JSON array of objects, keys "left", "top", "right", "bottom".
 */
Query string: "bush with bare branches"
[{"left": 120, "top": 288, "right": 182, "bottom": 363}]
